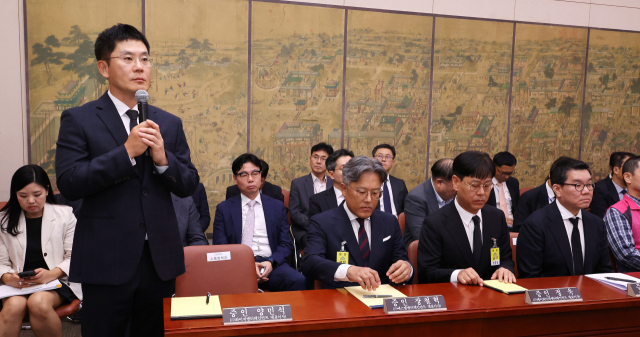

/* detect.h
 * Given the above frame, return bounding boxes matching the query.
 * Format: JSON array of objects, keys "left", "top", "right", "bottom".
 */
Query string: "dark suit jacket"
[
  {"left": 403, "top": 179, "right": 441, "bottom": 249},
  {"left": 487, "top": 177, "right": 520, "bottom": 215},
  {"left": 308, "top": 187, "right": 338, "bottom": 219},
  {"left": 418, "top": 202, "right": 514, "bottom": 284},
  {"left": 590, "top": 177, "right": 621, "bottom": 219},
  {"left": 226, "top": 181, "right": 285, "bottom": 204},
  {"left": 55, "top": 194, "right": 83, "bottom": 218},
  {"left": 171, "top": 194, "right": 208, "bottom": 247},
  {"left": 212, "top": 194, "right": 292, "bottom": 267},
  {"left": 191, "top": 183, "right": 211, "bottom": 232},
  {"left": 517, "top": 201, "right": 613, "bottom": 278},
  {"left": 513, "top": 182, "right": 551, "bottom": 233},
  {"left": 290, "top": 173, "right": 333, "bottom": 247},
  {"left": 375, "top": 175, "right": 408, "bottom": 214},
  {"left": 55, "top": 92, "right": 199, "bottom": 285},
  {"left": 302, "top": 205, "right": 412, "bottom": 289}
]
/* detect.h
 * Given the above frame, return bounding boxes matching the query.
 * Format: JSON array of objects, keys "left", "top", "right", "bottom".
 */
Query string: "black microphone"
[{"left": 135, "top": 90, "right": 150, "bottom": 156}]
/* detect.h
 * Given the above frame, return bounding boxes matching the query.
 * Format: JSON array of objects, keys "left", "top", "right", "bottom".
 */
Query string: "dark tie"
[
  {"left": 569, "top": 217, "right": 584, "bottom": 275},
  {"left": 472, "top": 215, "right": 482, "bottom": 268},
  {"left": 382, "top": 180, "right": 392, "bottom": 214},
  {"left": 622, "top": 189, "right": 627, "bottom": 200},
  {"left": 356, "top": 218, "right": 370, "bottom": 267},
  {"left": 126, "top": 109, "right": 139, "bottom": 132}
]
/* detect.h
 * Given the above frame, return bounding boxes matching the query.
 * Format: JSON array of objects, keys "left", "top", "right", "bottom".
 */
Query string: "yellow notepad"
[
  {"left": 483, "top": 280, "right": 528, "bottom": 294},
  {"left": 170, "top": 296, "right": 222, "bottom": 320},
  {"left": 344, "top": 284, "right": 407, "bottom": 309}
]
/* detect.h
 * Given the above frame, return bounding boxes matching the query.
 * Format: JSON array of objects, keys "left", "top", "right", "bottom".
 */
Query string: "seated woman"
[{"left": 0, "top": 165, "right": 82, "bottom": 337}]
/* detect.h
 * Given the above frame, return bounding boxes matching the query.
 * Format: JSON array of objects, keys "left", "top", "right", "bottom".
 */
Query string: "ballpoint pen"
[
  {"left": 605, "top": 276, "right": 637, "bottom": 283},
  {"left": 362, "top": 295, "right": 392, "bottom": 298},
  {"left": 206, "top": 292, "right": 211, "bottom": 304}
]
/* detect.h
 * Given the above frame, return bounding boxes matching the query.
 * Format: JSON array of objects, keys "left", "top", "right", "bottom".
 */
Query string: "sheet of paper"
[
  {"left": 586, "top": 273, "right": 640, "bottom": 291},
  {"left": 171, "top": 295, "right": 222, "bottom": 320},
  {"left": 344, "top": 284, "right": 407, "bottom": 309},
  {"left": 0, "top": 279, "right": 61, "bottom": 299},
  {"left": 483, "top": 280, "right": 528, "bottom": 294}
]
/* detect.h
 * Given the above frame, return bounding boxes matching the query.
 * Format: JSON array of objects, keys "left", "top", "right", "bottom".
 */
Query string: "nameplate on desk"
[
  {"left": 222, "top": 304, "right": 292, "bottom": 325},
  {"left": 383, "top": 295, "right": 447, "bottom": 314},
  {"left": 525, "top": 287, "right": 582, "bottom": 305},
  {"left": 627, "top": 283, "right": 640, "bottom": 297},
  {"left": 207, "top": 251, "right": 231, "bottom": 262}
]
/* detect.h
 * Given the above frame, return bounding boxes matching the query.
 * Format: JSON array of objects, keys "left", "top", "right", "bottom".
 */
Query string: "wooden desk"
[{"left": 165, "top": 273, "right": 640, "bottom": 336}]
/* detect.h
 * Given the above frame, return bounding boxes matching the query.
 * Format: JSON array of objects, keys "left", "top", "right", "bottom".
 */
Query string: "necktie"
[
  {"left": 569, "top": 217, "right": 584, "bottom": 275},
  {"left": 621, "top": 189, "right": 627, "bottom": 201},
  {"left": 357, "top": 218, "right": 370, "bottom": 267},
  {"left": 125, "top": 109, "right": 139, "bottom": 133},
  {"left": 382, "top": 180, "right": 392, "bottom": 214},
  {"left": 241, "top": 200, "right": 257, "bottom": 247},
  {"left": 497, "top": 182, "right": 510, "bottom": 219},
  {"left": 472, "top": 215, "right": 482, "bottom": 268}
]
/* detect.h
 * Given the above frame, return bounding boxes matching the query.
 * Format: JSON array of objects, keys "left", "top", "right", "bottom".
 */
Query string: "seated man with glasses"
[
  {"left": 372, "top": 144, "right": 408, "bottom": 217},
  {"left": 212, "top": 153, "right": 306, "bottom": 291},
  {"left": 517, "top": 157, "right": 612, "bottom": 278},
  {"left": 418, "top": 151, "right": 515, "bottom": 285},
  {"left": 302, "top": 156, "right": 413, "bottom": 290},
  {"left": 487, "top": 152, "right": 520, "bottom": 230}
]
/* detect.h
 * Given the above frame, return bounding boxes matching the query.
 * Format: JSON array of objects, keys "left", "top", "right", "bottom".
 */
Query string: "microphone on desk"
[{"left": 135, "top": 89, "right": 150, "bottom": 156}]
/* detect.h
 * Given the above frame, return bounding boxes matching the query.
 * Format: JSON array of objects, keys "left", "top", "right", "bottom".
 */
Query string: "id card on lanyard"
[
  {"left": 337, "top": 241, "right": 349, "bottom": 264},
  {"left": 490, "top": 238, "right": 500, "bottom": 266}
]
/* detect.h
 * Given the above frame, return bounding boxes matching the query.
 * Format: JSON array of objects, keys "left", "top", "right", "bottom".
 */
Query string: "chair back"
[
  {"left": 175, "top": 244, "right": 258, "bottom": 297},
  {"left": 510, "top": 232, "right": 518, "bottom": 278},
  {"left": 282, "top": 189, "right": 290, "bottom": 209},
  {"left": 0, "top": 202, "right": 6, "bottom": 209},
  {"left": 519, "top": 187, "right": 534, "bottom": 196},
  {"left": 408, "top": 240, "right": 419, "bottom": 284},
  {"left": 397, "top": 212, "right": 405, "bottom": 235}
]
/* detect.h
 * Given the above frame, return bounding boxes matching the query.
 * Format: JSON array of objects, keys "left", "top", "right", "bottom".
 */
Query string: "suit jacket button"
[
  {"left": 140, "top": 221, "right": 145, "bottom": 228},
  {"left": 142, "top": 190, "right": 148, "bottom": 196},
  {"left": 43, "top": 253, "right": 47, "bottom": 257}
]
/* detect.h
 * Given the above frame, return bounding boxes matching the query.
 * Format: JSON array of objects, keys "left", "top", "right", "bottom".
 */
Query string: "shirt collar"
[
  {"left": 492, "top": 177, "right": 503, "bottom": 186},
  {"left": 556, "top": 199, "right": 582, "bottom": 220},
  {"left": 611, "top": 178, "right": 626, "bottom": 195},
  {"left": 454, "top": 197, "right": 482, "bottom": 225},
  {"left": 333, "top": 185, "right": 343, "bottom": 198},
  {"left": 311, "top": 173, "right": 326, "bottom": 185},
  {"left": 108, "top": 90, "right": 138, "bottom": 118},
  {"left": 545, "top": 179, "right": 555, "bottom": 201},
  {"left": 430, "top": 178, "right": 445, "bottom": 204},
  {"left": 343, "top": 201, "right": 369, "bottom": 222},
  {"left": 241, "top": 192, "right": 262, "bottom": 207},
  {"left": 629, "top": 193, "right": 640, "bottom": 207}
]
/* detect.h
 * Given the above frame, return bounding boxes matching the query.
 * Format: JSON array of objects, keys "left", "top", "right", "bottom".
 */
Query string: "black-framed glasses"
[
  {"left": 311, "top": 155, "right": 327, "bottom": 162},
  {"left": 346, "top": 185, "right": 383, "bottom": 200},
  {"left": 236, "top": 170, "right": 261, "bottom": 179},
  {"left": 463, "top": 180, "right": 493, "bottom": 192},
  {"left": 496, "top": 167, "right": 516, "bottom": 177},
  {"left": 561, "top": 183, "right": 595, "bottom": 192}
]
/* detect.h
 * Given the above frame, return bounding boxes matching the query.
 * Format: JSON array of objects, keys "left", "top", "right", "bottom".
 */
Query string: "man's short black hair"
[
  {"left": 452, "top": 151, "right": 495, "bottom": 181},
  {"left": 95, "top": 24, "right": 150, "bottom": 63},
  {"left": 493, "top": 151, "right": 517, "bottom": 167},
  {"left": 310, "top": 142, "right": 334, "bottom": 156},
  {"left": 622, "top": 156, "right": 640, "bottom": 175},
  {"left": 326, "top": 149, "right": 355, "bottom": 172},
  {"left": 232, "top": 153, "right": 262, "bottom": 175},
  {"left": 550, "top": 157, "right": 591, "bottom": 186},
  {"left": 260, "top": 160, "right": 269, "bottom": 179},
  {"left": 431, "top": 158, "right": 453, "bottom": 181},
  {"left": 372, "top": 144, "right": 396, "bottom": 159},
  {"left": 609, "top": 152, "right": 635, "bottom": 169},
  {"left": 549, "top": 156, "right": 573, "bottom": 179}
]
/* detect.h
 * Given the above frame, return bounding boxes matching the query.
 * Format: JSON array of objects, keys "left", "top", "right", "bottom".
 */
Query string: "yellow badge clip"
[
  {"left": 490, "top": 237, "right": 500, "bottom": 266},
  {"left": 337, "top": 241, "right": 349, "bottom": 264}
]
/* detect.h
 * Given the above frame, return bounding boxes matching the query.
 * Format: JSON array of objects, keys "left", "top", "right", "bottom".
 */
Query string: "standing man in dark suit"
[
  {"left": 302, "top": 156, "right": 413, "bottom": 290},
  {"left": 487, "top": 152, "right": 520, "bottom": 230},
  {"left": 55, "top": 24, "right": 199, "bottom": 336},
  {"left": 517, "top": 158, "right": 613, "bottom": 278},
  {"left": 212, "top": 154, "right": 305, "bottom": 291},
  {"left": 403, "top": 158, "right": 456, "bottom": 248},
  {"left": 373, "top": 144, "right": 408, "bottom": 216},
  {"left": 171, "top": 194, "right": 208, "bottom": 247},
  {"left": 418, "top": 151, "right": 515, "bottom": 285},
  {"left": 290, "top": 143, "right": 334, "bottom": 250},
  {"left": 590, "top": 152, "right": 635, "bottom": 218},
  {"left": 191, "top": 182, "right": 211, "bottom": 232},
  {"left": 226, "top": 160, "right": 285, "bottom": 203},
  {"left": 309, "top": 149, "right": 354, "bottom": 218}
]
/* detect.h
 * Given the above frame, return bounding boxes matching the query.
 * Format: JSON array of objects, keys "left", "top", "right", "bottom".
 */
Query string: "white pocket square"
[{"left": 382, "top": 236, "right": 391, "bottom": 242}]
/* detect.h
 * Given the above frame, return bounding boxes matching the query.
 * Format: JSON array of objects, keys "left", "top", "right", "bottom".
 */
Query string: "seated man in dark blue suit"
[
  {"left": 171, "top": 193, "right": 208, "bottom": 247},
  {"left": 302, "top": 156, "right": 413, "bottom": 290},
  {"left": 226, "top": 159, "right": 285, "bottom": 204},
  {"left": 308, "top": 148, "right": 354, "bottom": 218},
  {"left": 212, "top": 153, "right": 305, "bottom": 292},
  {"left": 590, "top": 152, "right": 635, "bottom": 218}
]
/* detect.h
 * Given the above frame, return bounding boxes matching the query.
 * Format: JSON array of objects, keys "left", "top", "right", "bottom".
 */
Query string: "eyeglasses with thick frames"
[
  {"left": 560, "top": 183, "right": 595, "bottom": 192},
  {"left": 104, "top": 54, "right": 154, "bottom": 66},
  {"left": 496, "top": 167, "right": 516, "bottom": 177},
  {"left": 236, "top": 170, "right": 261, "bottom": 180},
  {"left": 375, "top": 154, "right": 394, "bottom": 161},
  {"left": 463, "top": 180, "right": 494, "bottom": 192},
  {"left": 346, "top": 185, "right": 383, "bottom": 201},
  {"left": 311, "top": 155, "right": 327, "bottom": 162}
]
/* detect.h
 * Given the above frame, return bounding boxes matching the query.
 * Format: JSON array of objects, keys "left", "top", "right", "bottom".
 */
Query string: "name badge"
[
  {"left": 337, "top": 241, "right": 349, "bottom": 264},
  {"left": 490, "top": 238, "right": 500, "bottom": 266}
]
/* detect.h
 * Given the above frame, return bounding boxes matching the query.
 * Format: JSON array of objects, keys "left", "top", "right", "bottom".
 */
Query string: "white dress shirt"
[
  {"left": 241, "top": 193, "right": 272, "bottom": 257},
  {"left": 430, "top": 179, "right": 449, "bottom": 209},
  {"left": 312, "top": 174, "right": 328, "bottom": 194},
  {"left": 334, "top": 186, "right": 344, "bottom": 206},
  {"left": 545, "top": 180, "right": 555, "bottom": 204},
  {"left": 556, "top": 200, "right": 585, "bottom": 261},
  {"left": 611, "top": 179, "right": 627, "bottom": 201},
  {"left": 492, "top": 177, "right": 513, "bottom": 219},
  {"left": 380, "top": 176, "right": 398, "bottom": 216},
  {"left": 450, "top": 197, "right": 483, "bottom": 283}
]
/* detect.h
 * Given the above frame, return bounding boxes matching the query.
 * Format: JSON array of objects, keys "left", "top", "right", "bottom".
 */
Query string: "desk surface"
[{"left": 165, "top": 273, "right": 640, "bottom": 336}]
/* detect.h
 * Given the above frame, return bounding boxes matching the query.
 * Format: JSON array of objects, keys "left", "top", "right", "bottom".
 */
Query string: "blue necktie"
[{"left": 382, "top": 180, "right": 392, "bottom": 214}]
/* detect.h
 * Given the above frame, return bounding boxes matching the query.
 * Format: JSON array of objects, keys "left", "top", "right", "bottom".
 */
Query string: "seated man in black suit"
[
  {"left": 226, "top": 159, "right": 285, "bottom": 203},
  {"left": 418, "top": 151, "right": 515, "bottom": 285},
  {"left": 517, "top": 157, "right": 613, "bottom": 278},
  {"left": 590, "top": 152, "right": 635, "bottom": 218},
  {"left": 213, "top": 154, "right": 305, "bottom": 291},
  {"left": 309, "top": 149, "right": 354, "bottom": 218},
  {"left": 171, "top": 193, "right": 208, "bottom": 247},
  {"left": 191, "top": 182, "right": 211, "bottom": 232},
  {"left": 487, "top": 152, "right": 519, "bottom": 229},
  {"left": 372, "top": 144, "right": 408, "bottom": 217},
  {"left": 302, "top": 156, "right": 413, "bottom": 290}
]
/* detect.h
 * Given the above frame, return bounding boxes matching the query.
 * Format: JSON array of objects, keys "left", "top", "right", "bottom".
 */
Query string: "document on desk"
[
  {"left": 344, "top": 284, "right": 407, "bottom": 309},
  {"left": 586, "top": 273, "right": 640, "bottom": 291},
  {"left": 0, "top": 279, "right": 61, "bottom": 299},
  {"left": 483, "top": 280, "right": 527, "bottom": 294},
  {"left": 170, "top": 296, "right": 222, "bottom": 320}
]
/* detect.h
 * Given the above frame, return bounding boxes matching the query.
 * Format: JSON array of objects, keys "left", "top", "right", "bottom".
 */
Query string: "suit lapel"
[
  {"left": 40, "top": 205, "right": 56, "bottom": 251},
  {"left": 424, "top": 181, "right": 438, "bottom": 215},
  {"left": 95, "top": 92, "right": 129, "bottom": 147},
  {"left": 141, "top": 109, "right": 159, "bottom": 186},
  {"left": 262, "top": 197, "right": 277, "bottom": 253},
  {"left": 368, "top": 211, "right": 384, "bottom": 270},
  {"left": 582, "top": 214, "right": 596, "bottom": 274},
  {"left": 305, "top": 174, "right": 315, "bottom": 200},
  {"left": 487, "top": 188, "right": 497, "bottom": 207},
  {"left": 538, "top": 184, "right": 550, "bottom": 206},
  {"left": 546, "top": 202, "right": 575, "bottom": 275},
  {"left": 230, "top": 197, "right": 243, "bottom": 244},
  {"left": 17, "top": 211, "right": 26, "bottom": 259},
  {"left": 327, "top": 189, "right": 338, "bottom": 209},
  {"left": 605, "top": 178, "right": 619, "bottom": 204},
  {"left": 443, "top": 203, "right": 474, "bottom": 267},
  {"left": 331, "top": 206, "right": 364, "bottom": 266},
  {"left": 480, "top": 207, "right": 494, "bottom": 269}
]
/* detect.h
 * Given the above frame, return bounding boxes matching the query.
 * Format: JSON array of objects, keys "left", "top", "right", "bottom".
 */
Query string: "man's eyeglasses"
[
  {"left": 463, "top": 180, "right": 494, "bottom": 192},
  {"left": 236, "top": 170, "right": 261, "bottom": 179},
  {"left": 375, "top": 154, "right": 393, "bottom": 161},
  {"left": 496, "top": 167, "right": 516, "bottom": 177},
  {"left": 312, "top": 155, "right": 327, "bottom": 162},
  {"left": 347, "top": 185, "right": 383, "bottom": 201},
  {"left": 105, "top": 54, "right": 154, "bottom": 67},
  {"left": 561, "top": 183, "right": 595, "bottom": 192}
]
